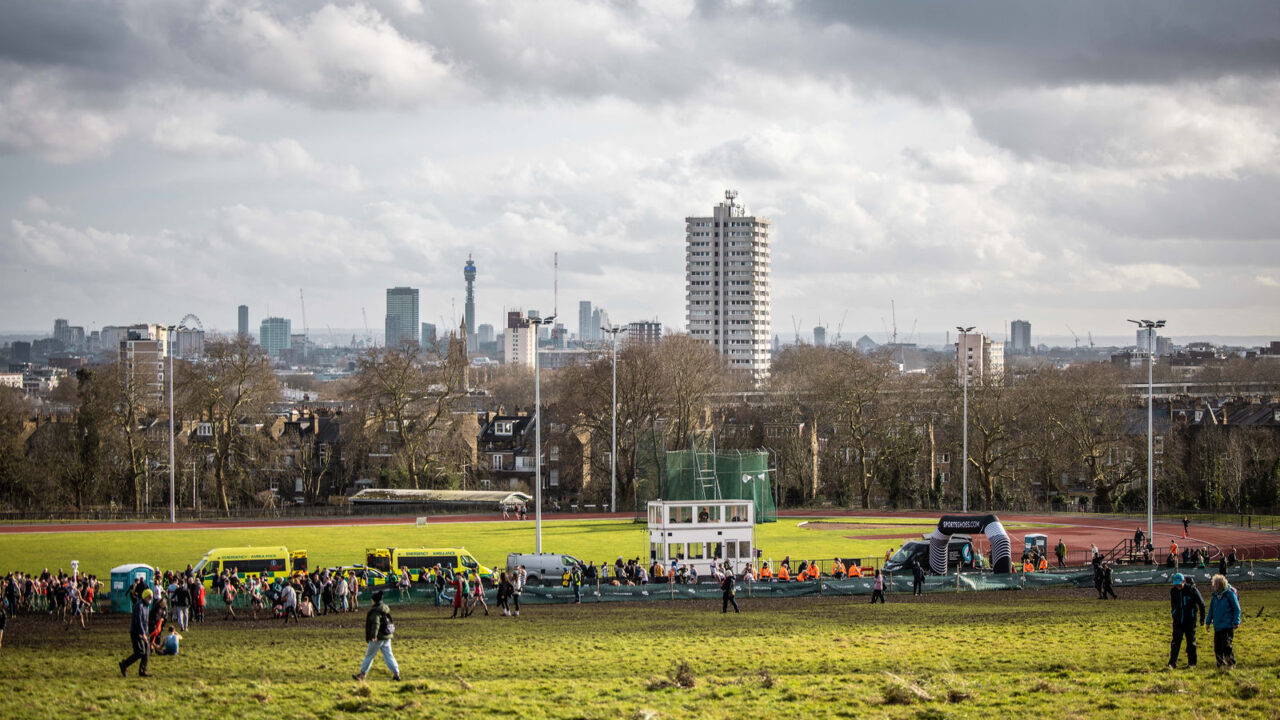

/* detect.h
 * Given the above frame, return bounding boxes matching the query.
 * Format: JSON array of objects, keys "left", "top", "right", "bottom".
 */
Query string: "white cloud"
[
  {"left": 257, "top": 138, "right": 362, "bottom": 191},
  {"left": 1257, "top": 275, "right": 1280, "bottom": 288},
  {"left": 152, "top": 114, "right": 249, "bottom": 156},
  {"left": 0, "top": 77, "right": 127, "bottom": 162}
]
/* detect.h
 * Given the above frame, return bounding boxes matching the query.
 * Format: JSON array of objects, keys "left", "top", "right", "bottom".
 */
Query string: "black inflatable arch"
[{"left": 928, "top": 514, "right": 1013, "bottom": 574}]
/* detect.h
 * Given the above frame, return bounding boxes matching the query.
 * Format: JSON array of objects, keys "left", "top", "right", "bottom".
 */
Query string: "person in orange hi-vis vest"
[
  {"left": 848, "top": 564, "right": 863, "bottom": 578},
  {"left": 1023, "top": 559, "right": 1035, "bottom": 573},
  {"left": 1037, "top": 556, "right": 1049, "bottom": 572},
  {"left": 777, "top": 565, "right": 791, "bottom": 582},
  {"left": 759, "top": 564, "right": 774, "bottom": 582}
]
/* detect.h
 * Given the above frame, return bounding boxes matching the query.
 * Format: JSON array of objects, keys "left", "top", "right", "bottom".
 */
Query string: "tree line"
[{"left": 0, "top": 335, "right": 1276, "bottom": 516}]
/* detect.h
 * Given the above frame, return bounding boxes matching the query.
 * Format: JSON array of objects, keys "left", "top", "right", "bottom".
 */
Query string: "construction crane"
[
  {"left": 326, "top": 324, "right": 337, "bottom": 348},
  {"left": 1088, "top": 331, "right": 1095, "bottom": 349},
  {"left": 1066, "top": 324, "right": 1080, "bottom": 349},
  {"left": 362, "top": 307, "right": 373, "bottom": 347},
  {"left": 834, "top": 309, "right": 849, "bottom": 345},
  {"left": 792, "top": 315, "right": 803, "bottom": 346}
]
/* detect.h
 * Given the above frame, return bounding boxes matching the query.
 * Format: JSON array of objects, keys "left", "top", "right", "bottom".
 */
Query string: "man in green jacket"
[{"left": 353, "top": 591, "right": 399, "bottom": 682}]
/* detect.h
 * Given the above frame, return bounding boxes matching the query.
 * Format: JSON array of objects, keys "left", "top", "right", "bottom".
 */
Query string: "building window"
[
  {"left": 549, "top": 445, "right": 559, "bottom": 461},
  {"left": 495, "top": 421, "right": 514, "bottom": 436},
  {"left": 549, "top": 469, "right": 559, "bottom": 487},
  {"left": 386, "top": 420, "right": 399, "bottom": 433},
  {"left": 937, "top": 453, "right": 949, "bottom": 464},
  {"left": 491, "top": 453, "right": 503, "bottom": 470},
  {"left": 196, "top": 422, "right": 213, "bottom": 437}
]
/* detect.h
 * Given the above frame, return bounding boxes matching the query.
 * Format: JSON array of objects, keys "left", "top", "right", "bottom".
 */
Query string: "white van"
[{"left": 506, "top": 552, "right": 584, "bottom": 584}]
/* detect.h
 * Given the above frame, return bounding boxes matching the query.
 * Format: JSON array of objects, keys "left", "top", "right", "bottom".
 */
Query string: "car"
[
  {"left": 506, "top": 552, "right": 585, "bottom": 584},
  {"left": 882, "top": 535, "right": 976, "bottom": 575},
  {"left": 324, "top": 565, "right": 390, "bottom": 586}
]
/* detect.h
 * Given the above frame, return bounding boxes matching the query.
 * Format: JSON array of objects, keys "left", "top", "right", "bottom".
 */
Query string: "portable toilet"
[
  {"left": 1023, "top": 534, "right": 1048, "bottom": 559},
  {"left": 110, "top": 563, "right": 155, "bottom": 613}
]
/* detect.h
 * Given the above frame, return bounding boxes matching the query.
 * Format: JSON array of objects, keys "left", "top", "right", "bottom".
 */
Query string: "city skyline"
[{"left": 2, "top": 2, "right": 1279, "bottom": 340}]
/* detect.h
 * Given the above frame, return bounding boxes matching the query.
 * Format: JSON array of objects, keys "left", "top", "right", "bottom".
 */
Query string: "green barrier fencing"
[{"left": 153, "top": 564, "right": 1280, "bottom": 614}]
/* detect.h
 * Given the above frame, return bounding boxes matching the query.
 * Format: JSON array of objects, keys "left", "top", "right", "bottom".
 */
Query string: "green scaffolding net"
[{"left": 662, "top": 449, "right": 777, "bottom": 523}]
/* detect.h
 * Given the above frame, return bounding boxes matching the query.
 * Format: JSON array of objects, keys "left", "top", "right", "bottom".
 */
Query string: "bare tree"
[
  {"left": 180, "top": 336, "right": 280, "bottom": 514},
  {"left": 348, "top": 340, "right": 467, "bottom": 489}
]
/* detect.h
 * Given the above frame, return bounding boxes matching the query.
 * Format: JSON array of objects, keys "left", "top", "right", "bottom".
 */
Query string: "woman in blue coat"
[{"left": 1204, "top": 574, "right": 1241, "bottom": 670}]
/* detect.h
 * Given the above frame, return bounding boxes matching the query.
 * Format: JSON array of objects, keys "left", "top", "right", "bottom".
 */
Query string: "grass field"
[
  {"left": 0, "top": 517, "right": 971, "bottom": 578},
  {"left": 2, "top": 586, "right": 1278, "bottom": 719}
]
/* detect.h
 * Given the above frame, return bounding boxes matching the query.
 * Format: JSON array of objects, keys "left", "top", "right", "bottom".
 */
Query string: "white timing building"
[{"left": 685, "top": 190, "right": 772, "bottom": 378}]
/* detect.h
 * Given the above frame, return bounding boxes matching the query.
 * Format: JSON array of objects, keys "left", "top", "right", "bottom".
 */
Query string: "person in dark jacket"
[
  {"left": 1205, "top": 574, "right": 1241, "bottom": 669},
  {"left": 353, "top": 591, "right": 399, "bottom": 681},
  {"left": 1167, "top": 573, "right": 1205, "bottom": 669},
  {"left": 1100, "top": 562, "right": 1117, "bottom": 599},
  {"left": 118, "top": 588, "right": 153, "bottom": 677},
  {"left": 911, "top": 559, "right": 926, "bottom": 596},
  {"left": 721, "top": 573, "right": 739, "bottom": 614}
]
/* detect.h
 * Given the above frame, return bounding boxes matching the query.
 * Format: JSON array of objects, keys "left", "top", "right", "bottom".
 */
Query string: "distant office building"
[
  {"left": 1157, "top": 336, "right": 1173, "bottom": 357},
  {"left": 260, "top": 317, "right": 292, "bottom": 358},
  {"left": 53, "top": 319, "right": 69, "bottom": 344},
  {"left": 385, "top": 287, "right": 420, "bottom": 348},
  {"left": 813, "top": 326, "right": 827, "bottom": 347},
  {"left": 591, "top": 308, "right": 609, "bottom": 342},
  {"left": 1136, "top": 327, "right": 1166, "bottom": 356},
  {"left": 685, "top": 190, "right": 772, "bottom": 378},
  {"left": 464, "top": 255, "right": 478, "bottom": 351},
  {"left": 504, "top": 311, "right": 535, "bottom": 367},
  {"left": 1010, "top": 320, "right": 1031, "bottom": 355},
  {"left": 171, "top": 326, "right": 205, "bottom": 358},
  {"left": 10, "top": 341, "right": 30, "bottom": 363},
  {"left": 238, "top": 305, "right": 249, "bottom": 338},
  {"left": 478, "top": 324, "right": 495, "bottom": 344},
  {"left": 625, "top": 321, "right": 662, "bottom": 346},
  {"left": 579, "top": 301, "right": 594, "bottom": 343},
  {"left": 421, "top": 322, "right": 437, "bottom": 348},
  {"left": 956, "top": 331, "right": 1004, "bottom": 384}
]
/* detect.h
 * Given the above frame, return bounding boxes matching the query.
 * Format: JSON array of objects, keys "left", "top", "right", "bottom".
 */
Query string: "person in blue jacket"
[
  {"left": 1204, "top": 574, "right": 1241, "bottom": 670},
  {"left": 1167, "top": 573, "right": 1204, "bottom": 669}
]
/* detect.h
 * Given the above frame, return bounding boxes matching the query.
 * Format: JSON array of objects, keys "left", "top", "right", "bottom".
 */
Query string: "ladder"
[{"left": 693, "top": 431, "right": 721, "bottom": 501}]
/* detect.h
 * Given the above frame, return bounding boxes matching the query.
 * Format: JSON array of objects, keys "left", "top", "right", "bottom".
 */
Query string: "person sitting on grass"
[{"left": 158, "top": 626, "right": 182, "bottom": 656}]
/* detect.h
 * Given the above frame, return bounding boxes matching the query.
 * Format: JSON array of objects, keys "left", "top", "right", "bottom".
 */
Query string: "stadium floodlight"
[
  {"left": 956, "top": 326, "right": 975, "bottom": 513},
  {"left": 1128, "top": 318, "right": 1166, "bottom": 549},
  {"left": 529, "top": 314, "right": 556, "bottom": 552},
  {"left": 602, "top": 325, "right": 627, "bottom": 514}
]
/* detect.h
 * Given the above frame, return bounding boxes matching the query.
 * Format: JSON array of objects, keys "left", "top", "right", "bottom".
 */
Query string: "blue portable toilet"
[{"left": 110, "top": 563, "right": 155, "bottom": 613}]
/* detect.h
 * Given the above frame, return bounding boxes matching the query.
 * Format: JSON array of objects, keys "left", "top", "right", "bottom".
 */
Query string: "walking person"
[
  {"left": 496, "top": 572, "right": 513, "bottom": 616},
  {"left": 470, "top": 572, "right": 490, "bottom": 616},
  {"left": 910, "top": 559, "right": 925, "bottom": 596},
  {"left": 281, "top": 580, "right": 300, "bottom": 624},
  {"left": 1101, "top": 562, "right": 1118, "bottom": 600},
  {"left": 450, "top": 572, "right": 465, "bottom": 619},
  {"left": 1167, "top": 573, "right": 1205, "bottom": 669},
  {"left": 870, "top": 569, "right": 886, "bottom": 604},
  {"left": 1182, "top": 516, "right": 1189, "bottom": 539},
  {"left": 172, "top": 580, "right": 190, "bottom": 631},
  {"left": 721, "top": 571, "right": 739, "bottom": 613},
  {"left": 353, "top": 591, "right": 400, "bottom": 682},
  {"left": 1205, "top": 574, "right": 1241, "bottom": 670},
  {"left": 118, "top": 588, "right": 153, "bottom": 678},
  {"left": 512, "top": 565, "right": 525, "bottom": 617},
  {"left": 1055, "top": 539, "right": 1067, "bottom": 568}
]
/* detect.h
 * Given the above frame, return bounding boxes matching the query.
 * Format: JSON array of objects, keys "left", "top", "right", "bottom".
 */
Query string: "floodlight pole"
[
  {"left": 531, "top": 314, "right": 556, "bottom": 552},
  {"left": 603, "top": 325, "right": 627, "bottom": 514},
  {"left": 1128, "top": 318, "right": 1165, "bottom": 547},
  {"left": 167, "top": 324, "right": 177, "bottom": 524},
  {"left": 956, "top": 326, "right": 974, "bottom": 513}
]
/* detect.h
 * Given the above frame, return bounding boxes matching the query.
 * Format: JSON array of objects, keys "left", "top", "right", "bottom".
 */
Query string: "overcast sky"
[{"left": 3, "top": 0, "right": 1279, "bottom": 345}]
